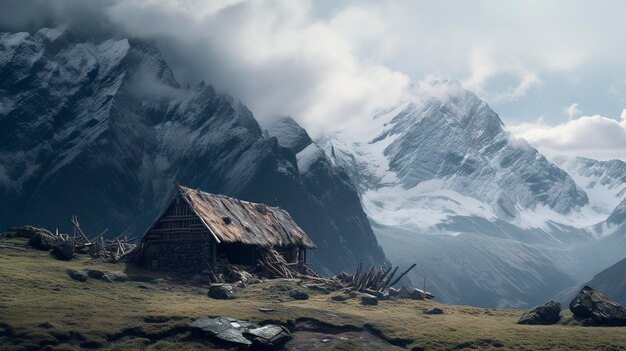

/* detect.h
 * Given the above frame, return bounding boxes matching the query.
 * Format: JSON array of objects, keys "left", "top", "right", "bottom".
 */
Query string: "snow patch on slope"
[{"left": 362, "top": 179, "right": 496, "bottom": 230}]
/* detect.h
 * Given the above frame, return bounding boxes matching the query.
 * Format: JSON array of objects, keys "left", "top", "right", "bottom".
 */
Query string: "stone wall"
[{"left": 142, "top": 239, "right": 214, "bottom": 272}]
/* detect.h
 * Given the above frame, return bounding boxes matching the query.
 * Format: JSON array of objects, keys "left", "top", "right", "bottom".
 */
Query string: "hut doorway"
[{"left": 217, "top": 243, "right": 258, "bottom": 265}]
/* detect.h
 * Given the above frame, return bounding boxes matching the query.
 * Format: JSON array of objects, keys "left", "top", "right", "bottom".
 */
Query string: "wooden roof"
[{"left": 175, "top": 185, "right": 316, "bottom": 249}]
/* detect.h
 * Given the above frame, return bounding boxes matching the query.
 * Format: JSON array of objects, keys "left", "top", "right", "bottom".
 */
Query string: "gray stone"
[
  {"left": 244, "top": 325, "right": 292, "bottom": 349},
  {"left": 67, "top": 269, "right": 88, "bottom": 282},
  {"left": 208, "top": 284, "right": 238, "bottom": 300},
  {"left": 108, "top": 272, "right": 129, "bottom": 282},
  {"left": 518, "top": 301, "right": 561, "bottom": 325},
  {"left": 424, "top": 308, "right": 444, "bottom": 315},
  {"left": 398, "top": 287, "right": 434, "bottom": 300},
  {"left": 569, "top": 286, "right": 626, "bottom": 326},
  {"left": 360, "top": 293, "right": 378, "bottom": 306},
  {"left": 190, "top": 317, "right": 257, "bottom": 346},
  {"left": 331, "top": 294, "right": 350, "bottom": 302},
  {"left": 87, "top": 269, "right": 106, "bottom": 280},
  {"left": 289, "top": 289, "right": 309, "bottom": 300},
  {"left": 52, "top": 242, "right": 74, "bottom": 261},
  {"left": 28, "top": 232, "right": 57, "bottom": 251}
]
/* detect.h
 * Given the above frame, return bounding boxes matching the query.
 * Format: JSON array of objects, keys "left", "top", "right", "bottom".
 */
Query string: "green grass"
[{"left": 2, "top": 238, "right": 626, "bottom": 350}]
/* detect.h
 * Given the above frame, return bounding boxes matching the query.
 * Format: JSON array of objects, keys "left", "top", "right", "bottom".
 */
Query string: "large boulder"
[
  {"left": 190, "top": 316, "right": 292, "bottom": 349},
  {"left": 517, "top": 301, "right": 561, "bottom": 325},
  {"left": 190, "top": 317, "right": 256, "bottom": 346},
  {"left": 52, "top": 242, "right": 75, "bottom": 260},
  {"left": 208, "top": 284, "right": 238, "bottom": 300},
  {"left": 569, "top": 286, "right": 626, "bottom": 326},
  {"left": 28, "top": 232, "right": 58, "bottom": 251}
]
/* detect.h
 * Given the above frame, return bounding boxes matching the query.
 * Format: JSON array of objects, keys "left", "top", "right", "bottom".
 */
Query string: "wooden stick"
[{"left": 389, "top": 263, "right": 417, "bottom": 287}]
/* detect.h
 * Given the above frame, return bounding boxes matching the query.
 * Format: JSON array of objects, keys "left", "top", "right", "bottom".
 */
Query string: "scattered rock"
[
  {"left": 101, "top": 275, "right": 114, "bottom": 283},
  {"left": 244, "top": 324, "right": 292, "bottom": 349},
  {"left": 67, "top": 269, "right": 88, "bottom": 282},
  {"left": 424, "top": 308, "right": 444, "bottom": 315},
  {"left": 190, "top": 317, "right": 255, "bottom": 346},
  {"left": 331, "top": 294, "right": 350, "bottom": 302},
  {"left": 569, "top": 286, "right": 626, "bottom": 326},
  {"left": 289, "top": 289, "right": 309, "bottom": 300},
  {"left": 52, "top": 242, "right": 74, "bottom": 260},
  {"left": 398, "top": 287, "right": 434, "bottom": 300},
  {"left": 360, "top": 294, "right": 378, "bottom": 306},
  {"left": 87, "top": 269, "right": 106, "bottom": 280},
  {"left": 107, "top": 272, "right": 129, "bottom": 282},
  {"left": 190, "top": 317, "right": 292, "bottom": 349},
  {"left": 4, "top": 225, "right": 52, "bottom": 240},
  {"left": 28, "top": 232, "right": 57, "bottom": 250},
  {"left": 517, "top": 301, "right": 561, "bottom": 325},
  {"left": 208, "top": 284, "right": 238, "bottom": 300}
]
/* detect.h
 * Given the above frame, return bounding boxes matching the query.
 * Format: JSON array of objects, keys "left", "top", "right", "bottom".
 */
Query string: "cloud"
[
  {"left": 507, "top": 113, "right": 626, "bottom": 161},
  {"left": 105, "top": 0, "right": 413, "bottom": 135},
  {"left": 565, "top": 103, "right": 582, "bottom": 120},
  {"left": 3, "top": 0, "right": 626, "bottom": 142}
]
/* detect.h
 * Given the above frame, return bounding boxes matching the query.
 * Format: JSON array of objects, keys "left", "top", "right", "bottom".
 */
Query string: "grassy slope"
[{"left": 1, "top": 240, "right": 626, "bottom": 351}]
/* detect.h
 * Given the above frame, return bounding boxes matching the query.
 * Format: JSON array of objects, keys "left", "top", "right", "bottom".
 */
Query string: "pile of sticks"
[
  {"left": 70, "top": 215, "right": 137, "bottom": 262},
  {"left": 336, "top": 262, "right": 417, "bottom": 292},
  {"left": 255, "top": 248, "right": 417, "bottom": 293},
  {"left": 257, "top": 248, "right": 311, "bottom": 279}
]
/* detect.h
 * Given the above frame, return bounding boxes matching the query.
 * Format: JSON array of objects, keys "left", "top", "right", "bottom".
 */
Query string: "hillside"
[{"left": 2, "top": 239, "right": 626, "bottom": 350}]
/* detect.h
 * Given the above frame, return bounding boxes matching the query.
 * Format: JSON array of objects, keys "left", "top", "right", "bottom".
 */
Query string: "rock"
[
  {"left": 398, "top": 287, "right": 434, "bottom": 300},
  {"left": 190, "top": 317, "right": 257, "bottom": 346},
  {"left": 52, "top": 242, "right": 74, "bottom": 261},
  {"left": 243, "top": 325, "right": 292, "bottom": 349},
  {"left": 360, "top": 293, "right": 378, "bottom": 306},
  {"left": 569, "top": 286, "right": 626, "bottom": 326},
  {"left": 67, "top": 269, "right": 88, "bottom": 282},
  {"left": 6, "top": 225, "right": 52, "bottom": 240},
  {"left": 423, "top": 308, "right": 444, "bottom": 315},
  {"left": 28, "top": 232, "right": 57, "bottom": 251},
  {"left": 87, "top": 270, "right": 106, "bottom": 280},
  {"left": 258, "top": 308, "right": 275, "bottom": 313},
  {"left": 288, "top": 289, "right": 309, "bottom": 300},
  {"left": 101, "top": 274, "right": 114, "bottom": 283},
  {"left": 517, "top": 300, "right": 561, "bottom": 325},
  {"left": 208, "top": 284, "right": 238, "bottom": 300},
  {"left": 331, "top": 294, "right": 350, "bottom": 302},
  {"left": 107, "top": 272, "right": 128, "bottom": 282}
]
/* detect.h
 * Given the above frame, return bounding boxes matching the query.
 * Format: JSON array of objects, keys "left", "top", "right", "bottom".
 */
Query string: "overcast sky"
[{"left": 3, "top": 0, "right": 626, "bottom": 160}]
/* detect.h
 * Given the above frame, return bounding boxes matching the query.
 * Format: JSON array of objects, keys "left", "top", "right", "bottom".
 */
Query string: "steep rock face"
[
  {"left": 554, "top": 156, "right": 626, "bottom": 216},
  {"left": 0, "top": 27, "right": 385, "bottom": 273},
  {"left": 606, "top": 198, "right": 626, "bottom": 227},
  {"left": 264, "top": 117, "right": 386, "bottom": 272},
  {"left": 320, "top": 81, "right": 587, "bottom": 220}
]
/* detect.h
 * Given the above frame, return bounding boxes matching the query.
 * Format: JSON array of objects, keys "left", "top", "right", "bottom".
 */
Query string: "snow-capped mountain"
[
  {"left": 0, "top": 27, "right": 385, "bottom": 273},
  {"left": 553, "top": 156, "right": 626, "bottom": 217},
  {"left": 318, "top": 80, "right": 626, "bottom": 307}
]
